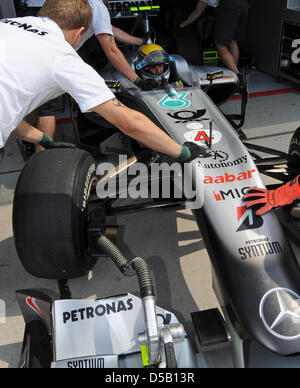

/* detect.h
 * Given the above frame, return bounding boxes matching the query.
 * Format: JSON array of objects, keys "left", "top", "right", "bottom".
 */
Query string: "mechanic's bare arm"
[
  {"left": 97, "top": 33, "right": 139, "bottom": 83},
  {"left": 92, "top": 99, "right": 181, "bottom": 157},
  {"left": 12, "top": 120, "right": 43, "bottom": 144},
  {"left": 180, "top": 0, "right": 208, "bottom": 28},
  {"left": 112, "top": 26, "right": 143, "bottom": 46},
  {"left": 13, "top": 120, "right": 76, "bottom": 150}
]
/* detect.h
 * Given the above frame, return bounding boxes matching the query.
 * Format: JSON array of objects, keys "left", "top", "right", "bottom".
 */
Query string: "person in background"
[
  {"left": 178, "top": 0, "right": 218, "bottom": 43},
  {"left": 179, "top": 0, "right": 248, "bottom": 81},
  {"left": 243, "top": 176, "right": 300, "bottom": 216},
  {"left": 214, "top": 0, "right": 248, "bottom": 80}
]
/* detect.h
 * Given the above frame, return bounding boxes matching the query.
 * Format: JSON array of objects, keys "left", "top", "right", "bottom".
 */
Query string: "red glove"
[{"left": 243, "top": 176, "right": 300, "bottom": 215}]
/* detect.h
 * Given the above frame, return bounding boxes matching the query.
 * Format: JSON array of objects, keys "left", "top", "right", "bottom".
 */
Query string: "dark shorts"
[
  {"left": 214, "top": 0, "right": 248, "bottom": 46},
  {"left": 23, "top": 7, "right": 41, "bottom": 17},
  {"left": 38, "top": 95, "right": 66, "bottom": 117},
  {"left": 0, "top": 148, "right": 4, "bottom": 164}
]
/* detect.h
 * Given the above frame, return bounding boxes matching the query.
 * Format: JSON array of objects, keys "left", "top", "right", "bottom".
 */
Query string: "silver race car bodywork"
[{"left": 102, "top": 60, "right": 300, "bottom": 361}]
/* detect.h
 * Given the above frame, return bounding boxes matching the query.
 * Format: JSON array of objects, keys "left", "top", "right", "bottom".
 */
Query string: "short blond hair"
[{"left": 39, "top": 0, "right": 92, "bottom": 31}]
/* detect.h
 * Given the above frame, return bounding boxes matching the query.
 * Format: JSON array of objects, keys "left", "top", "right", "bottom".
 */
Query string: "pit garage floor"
[{"left": 1, "top": 70, "right": 300, "bottom": 368}]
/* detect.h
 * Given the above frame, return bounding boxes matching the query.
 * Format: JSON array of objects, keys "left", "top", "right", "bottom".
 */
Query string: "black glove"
[
  {"left": 43, "top": 142, "right": 77, "bottom": 150},
  {"left": 134, "top": 77, "right": 157, "bottom": 91},
  {"left": 176, "top": 142, "right": 210, "bottom": 163},
  {"left": 38, "top": 133, "right": 77, "bottom": 150}
]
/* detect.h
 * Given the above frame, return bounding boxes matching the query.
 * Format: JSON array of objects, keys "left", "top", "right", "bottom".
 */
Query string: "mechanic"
[
  {"left": 214, "top": 0, "right": 248, "bottom": 78},
  {"left": 0, "top": 0, "right": 207, "bottom": 165},
  {"left": 243, "top": 176, "right": 300, "bottom": 216},
  {"left": 178, "top": 0, "right": 217, "bottom": 42},
  {"left": 75, "top": 0, "right": 152, "bottom": 89},
  {"left": 21, "top": 0, "right": 152, "bottom": 152},
  {"left": 177, "top": 0, "right": 248, "bottom": 80}
]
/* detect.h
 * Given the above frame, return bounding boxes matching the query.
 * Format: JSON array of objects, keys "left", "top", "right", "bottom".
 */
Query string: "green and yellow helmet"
[{"left": 135, "top": 44, "right": 175, "bottom": 83}]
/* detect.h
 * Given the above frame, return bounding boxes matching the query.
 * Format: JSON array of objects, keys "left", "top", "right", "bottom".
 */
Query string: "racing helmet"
[{"left": 135, "top": 44, "right": 175, "bottom": 84}]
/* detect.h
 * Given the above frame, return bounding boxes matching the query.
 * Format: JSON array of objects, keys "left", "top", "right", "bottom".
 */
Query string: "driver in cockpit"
[{"left": 135, "top": 44, "right": 175, "bottom": 86}]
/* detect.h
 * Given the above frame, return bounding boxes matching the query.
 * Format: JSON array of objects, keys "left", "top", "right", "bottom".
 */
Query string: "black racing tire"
[
  {"left": 288, "top": 127, "right": 300, "bottom": 173},
  {"left": 13, "top": 149, "right": 98, "bottom": 279}
]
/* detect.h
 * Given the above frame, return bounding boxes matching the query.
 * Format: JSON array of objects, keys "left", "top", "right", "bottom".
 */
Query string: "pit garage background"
[{"left": 1, "top": 0, "right": 300, "bottom": 83}]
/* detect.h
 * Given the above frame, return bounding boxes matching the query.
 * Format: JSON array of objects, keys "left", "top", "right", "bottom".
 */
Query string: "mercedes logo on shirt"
[{"left": 259, "top": 288, "right": 300, "bottom": 341}]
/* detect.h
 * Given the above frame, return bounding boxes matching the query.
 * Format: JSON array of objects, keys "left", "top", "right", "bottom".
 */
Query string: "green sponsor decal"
[{"left": 158, "top": 91, "right": 191, "bottom": 110}]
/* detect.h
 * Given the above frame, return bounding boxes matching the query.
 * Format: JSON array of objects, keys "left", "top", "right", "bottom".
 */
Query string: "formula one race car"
[{"left": 13, "top": 5, "right": 300, "bottom": 368}]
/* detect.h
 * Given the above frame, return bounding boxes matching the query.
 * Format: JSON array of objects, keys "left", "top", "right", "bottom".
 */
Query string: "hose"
[
  {"left": 97, "top": 233, "right": 130, "bottom": 274},
  {"left": 97, "top": 232, "right": 161, "bottom": 365},
  {"left": 130, "top": 257, "right": 155, "bottom": 298},
  {"left": 97, "top": 233, "right": 155, "bottom": 297}
]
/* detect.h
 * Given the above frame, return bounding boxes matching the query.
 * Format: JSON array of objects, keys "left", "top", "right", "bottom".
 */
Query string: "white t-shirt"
[
  {"left": 0, "top": 16, "right": 114, "bottom": 148},
  {"left": 24, "top": 0, "right": 113, "bottom": 50},
  {"left": 77, "top": 0, "right": 113, "bottom": 50}
]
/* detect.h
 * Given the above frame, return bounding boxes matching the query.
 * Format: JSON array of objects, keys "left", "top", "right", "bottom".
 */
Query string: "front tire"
[{"left": 13, "top": 149, "right": 98, "bottom": 279}]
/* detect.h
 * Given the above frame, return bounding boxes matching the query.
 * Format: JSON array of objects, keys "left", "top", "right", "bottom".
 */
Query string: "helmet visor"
[{"left": 137, "top": 50, "right": 170, "bottom": 70}]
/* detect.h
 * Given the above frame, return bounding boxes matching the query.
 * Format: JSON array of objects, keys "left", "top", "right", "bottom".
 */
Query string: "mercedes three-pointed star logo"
[{"left": 259, "top": 288, "right": 300, "bottom": 341}]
